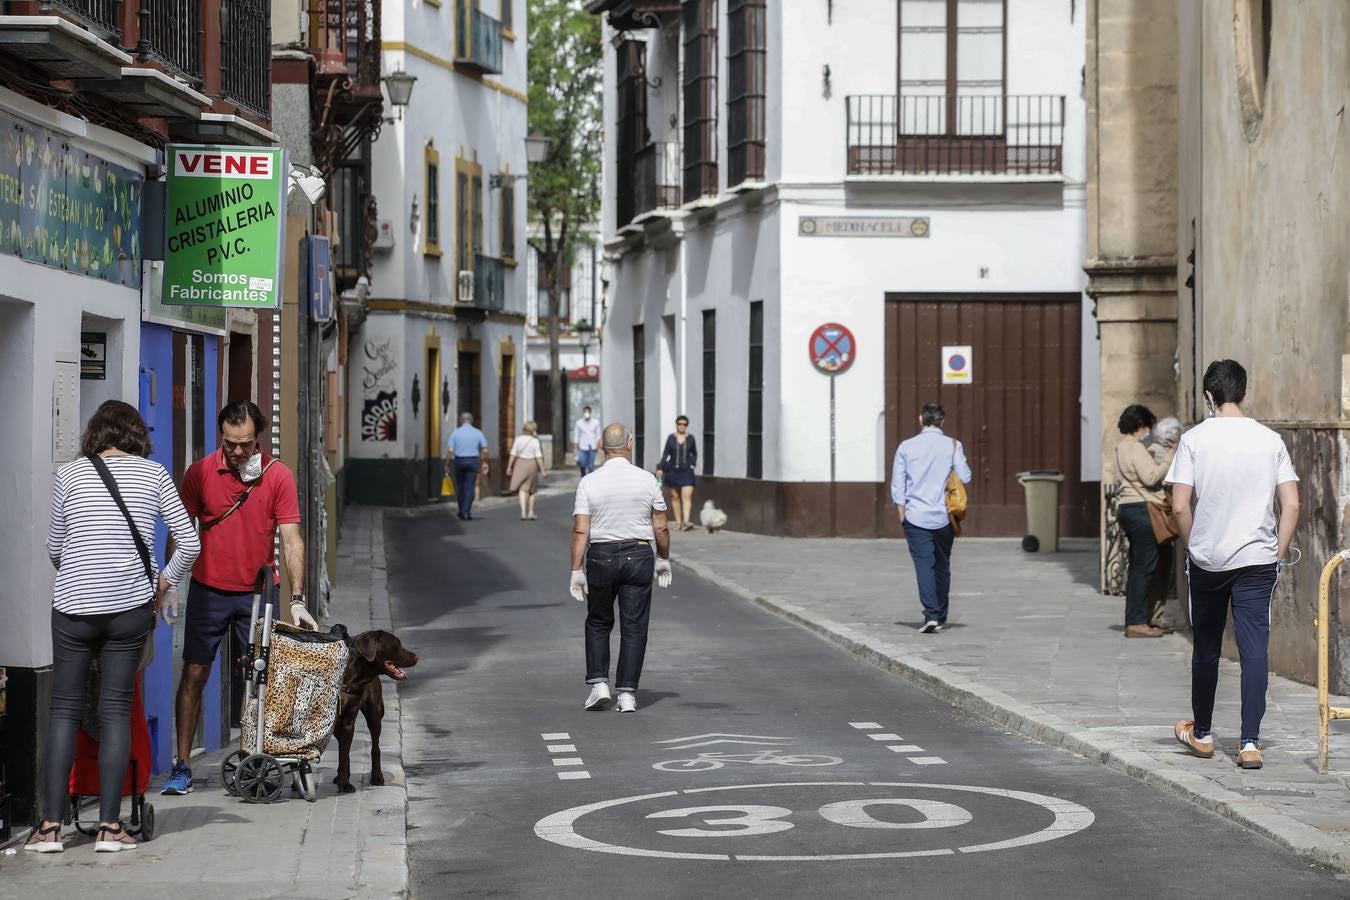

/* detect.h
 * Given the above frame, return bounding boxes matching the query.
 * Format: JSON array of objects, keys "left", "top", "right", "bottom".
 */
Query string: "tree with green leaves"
[{"left": 528, "top": 0, "right": 603, "bottom": 468}]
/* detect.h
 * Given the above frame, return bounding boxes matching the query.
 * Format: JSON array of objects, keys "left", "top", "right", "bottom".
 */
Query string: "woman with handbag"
[
  {"left": 26, "top": 401, "right": 199, "bottom": 854},
  {"left": 506, "top": 421, "right": 548, "bottom": 520},
  {"left": 1115, "top": 404, "right": 1177, "bottom": 639}
]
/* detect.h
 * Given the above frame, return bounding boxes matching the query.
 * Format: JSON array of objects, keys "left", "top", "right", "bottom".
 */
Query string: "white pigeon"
[{"left": 699, "top": 500, "right": 728, "bottom": 533}]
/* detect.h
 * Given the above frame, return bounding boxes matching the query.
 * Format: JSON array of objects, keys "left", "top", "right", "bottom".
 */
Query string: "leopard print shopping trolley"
[{"left": 224, "top": 571, "right": 349, "bottom": 803}]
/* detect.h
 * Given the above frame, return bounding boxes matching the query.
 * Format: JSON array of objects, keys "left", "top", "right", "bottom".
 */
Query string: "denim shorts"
[{"left": 183, "top": 578, "right": 276, "bottom": 666}]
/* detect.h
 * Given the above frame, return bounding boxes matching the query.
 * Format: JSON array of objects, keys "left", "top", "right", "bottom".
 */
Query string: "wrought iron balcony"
[
  {"left": 220, "top": 0, "right": 271, "bottom": 119},
  {"left": 39, "top": 1, "right": 122, "bottom": 39},
  {"left": 455, "top": 0, "right": 503, "bottom": 75},
  {"left": 137, "top": 0, "right": 203, "bottom": 82},
  {"left": 471, "top": 254, "right": 506, "bottom": 311},
  {"left": 846, "top": 95, "right": 1065, "bottom": 177},
  {"left": 634, "top": 141, "right": 681, "bottom": 220},
  {"left": 311, "top": 0, "right": 381, "bottom": 89}
]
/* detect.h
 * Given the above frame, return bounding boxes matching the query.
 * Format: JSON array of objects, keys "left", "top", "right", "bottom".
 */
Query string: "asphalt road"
[{"left": 386, "top": 495, "right": 1348, "bottom": 899}]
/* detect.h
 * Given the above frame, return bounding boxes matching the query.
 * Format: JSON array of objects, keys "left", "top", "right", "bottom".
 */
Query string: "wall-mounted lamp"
[
  {"left": 525, "top": 131, "right": 552, "bottom": 164},
  {"left": 441, "top": 376, "right": 451, "bottom": 417},
  {"left": 822, "top": 64, "right": 832, "bottom": 99},
  {"left": 383, "top": 68, "right": 417, "bottom": 122},
  {"left": 409, "top": 194, "right": 420, "bottom": 234},
  {"left": 411, "top": 373, "right": 422, "bottom": 418}
]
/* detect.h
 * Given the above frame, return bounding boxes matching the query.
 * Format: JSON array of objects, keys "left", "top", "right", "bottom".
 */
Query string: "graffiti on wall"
[{"left": 360, "top": 338, "right": 398, "bottom": 441}]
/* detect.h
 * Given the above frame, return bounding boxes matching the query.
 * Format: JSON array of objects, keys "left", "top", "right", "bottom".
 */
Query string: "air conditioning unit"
[{"left": 456, "top": 270, "right": 474, "bottom": 304}]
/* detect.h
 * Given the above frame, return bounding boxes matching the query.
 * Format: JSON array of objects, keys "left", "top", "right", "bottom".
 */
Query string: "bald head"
[{"left": 601, "top": 423, "right": 632, "bottom": 457}]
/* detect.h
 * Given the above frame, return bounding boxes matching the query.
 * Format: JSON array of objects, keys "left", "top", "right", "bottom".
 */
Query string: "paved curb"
[
  {"left": 674, "top": 555, "right": 1350, "bottom": 874},
  {"left": 350, "top": 510, "right": 408, "bottom": 900}
]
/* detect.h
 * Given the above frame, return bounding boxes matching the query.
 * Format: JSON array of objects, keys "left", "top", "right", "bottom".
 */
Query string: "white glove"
[
  {"left": 655, "top": 557, "right": 672, "bottom": 589},
  {"left": 291, "top": 603, "right": 318, "bottom": 630},
  {"left": 570, "top": 570, "right": 589, "bottom": 603},
  {"left": 156, "top": 579, "right": 178, "bottom": 625}
]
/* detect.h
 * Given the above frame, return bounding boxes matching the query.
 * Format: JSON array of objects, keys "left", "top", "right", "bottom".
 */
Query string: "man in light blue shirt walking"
[
  {"left": 445, "top": 412, "right": 490, "bottom": 520},
  {"left": 891, "top": 403, "right": 972, "bottom": 633}
]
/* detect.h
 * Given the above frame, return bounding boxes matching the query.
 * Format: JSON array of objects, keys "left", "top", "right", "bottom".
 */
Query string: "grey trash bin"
[{"left": 1016, "top": 470, "right": 1065, "bottom": 552}]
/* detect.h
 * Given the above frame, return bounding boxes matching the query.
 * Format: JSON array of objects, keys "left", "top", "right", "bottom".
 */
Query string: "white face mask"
[
  {"left": 583, "top": 411, "right": 592, "bottom": 420},
  {"left": 238, "top": 452, "right": 263, "bottom": 482}
]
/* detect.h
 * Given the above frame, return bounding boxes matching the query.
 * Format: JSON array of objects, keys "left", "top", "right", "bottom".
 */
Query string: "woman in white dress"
[{"left": 506, "top": 421, "right": 548, "bottom": 520}]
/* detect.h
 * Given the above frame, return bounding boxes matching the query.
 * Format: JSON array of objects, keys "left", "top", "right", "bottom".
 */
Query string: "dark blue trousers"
[
  {"left": 903, "top": 520, "right": 955, "bottom": 623},
  {"left": 1187, "top": 560, "right": 1279, "bottom": 744},
  {"left": 454, "top": 457, "right": 479, "bottom": 518}
]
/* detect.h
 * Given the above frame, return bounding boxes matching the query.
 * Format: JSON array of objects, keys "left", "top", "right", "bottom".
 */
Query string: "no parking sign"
[{"left": 942, "top": 346, "right": 973, "bottom": 385}]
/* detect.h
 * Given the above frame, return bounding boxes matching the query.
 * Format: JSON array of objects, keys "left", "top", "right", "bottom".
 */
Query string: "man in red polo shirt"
[{"left": 161, "top": 400, "right": 315, "bottom": 796}]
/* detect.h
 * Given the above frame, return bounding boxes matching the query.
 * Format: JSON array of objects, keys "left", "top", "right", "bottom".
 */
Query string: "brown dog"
[{"left": 334, "top": 629, "right": 418, "bottom": 793}]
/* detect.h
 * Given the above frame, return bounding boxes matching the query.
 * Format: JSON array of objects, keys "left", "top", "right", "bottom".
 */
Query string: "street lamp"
[
  {"left": 383, "top": 68, "right": 417, "bottom": 121},
  {"left": 525, "top": 131, "right": 551, "bottom": 165},
  {"left": 576, "top": 319, "right": 595, "bottom": 367}
]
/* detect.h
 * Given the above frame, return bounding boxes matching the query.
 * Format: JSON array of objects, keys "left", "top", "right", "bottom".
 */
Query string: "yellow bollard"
[{"left": 1318, "top": 550, "right": 1350, "bottom": 774}]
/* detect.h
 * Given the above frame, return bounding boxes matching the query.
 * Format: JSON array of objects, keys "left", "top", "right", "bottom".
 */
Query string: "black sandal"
[{"left": 24, "top": 821, "right": 64, "bottom": 853}]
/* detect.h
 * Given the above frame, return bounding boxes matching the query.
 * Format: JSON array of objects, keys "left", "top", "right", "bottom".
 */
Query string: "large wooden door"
[{"left": 883, "top": 293, "right": 1085, "bottom": 537}]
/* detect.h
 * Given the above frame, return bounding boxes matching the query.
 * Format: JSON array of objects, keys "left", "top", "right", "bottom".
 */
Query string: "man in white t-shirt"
[
  {"left": 572, "top": 407, "right": 602, "bottom": 476},
  {"left": 570, "top": 423, "right": 673, "bottom": 713},
  {"left": 1167, "top": 359, "right": 1300, "bottom": 771}
]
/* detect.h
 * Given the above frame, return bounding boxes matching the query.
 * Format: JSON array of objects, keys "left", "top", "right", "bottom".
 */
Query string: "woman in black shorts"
[{"left": 657, "top": 415, "right": 698, "bottom": 531}]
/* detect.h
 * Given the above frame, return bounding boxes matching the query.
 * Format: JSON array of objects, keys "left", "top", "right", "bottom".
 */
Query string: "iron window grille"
[
  {"left": 702, "top": 309, "right": 716, "bottom": 476},
  {"left": 681, "top": 0, "right": 718, "bottom": 203},
  {"left": 747, "top": 300, "right": 763, "bottom": 479},
  {"left": 633, "top": 325, "right": 645, "bottom": 468},
  {"left": 41, "top": 1, "right": 121, "bottom": 39},
  {"left": 220, "top": 0, "right": 271, "bottom": 118},
  {"left": 137, "top": 0, "right": 203, "bottom": 81},
  {"left": 615, "top": 39, "right": 648, "bottom": 227},
  {"left": 727, "top": 0, "right": 766, "bottom": 187}
]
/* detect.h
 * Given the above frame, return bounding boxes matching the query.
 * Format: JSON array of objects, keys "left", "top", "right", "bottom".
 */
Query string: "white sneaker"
[
  {"left": 919, "top": 621, "right": 942, "bottom": 634},
  {"left": 615, "top": 691, "right": 637, "bottom": 713},
  {"left": 584, "top": 682, "right": 612, "bottom": 710}
]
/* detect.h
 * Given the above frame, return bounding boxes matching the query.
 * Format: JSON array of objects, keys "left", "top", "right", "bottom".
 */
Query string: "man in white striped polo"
[{"left": 570, "top": 423, "right": 673, "bottom": 713}]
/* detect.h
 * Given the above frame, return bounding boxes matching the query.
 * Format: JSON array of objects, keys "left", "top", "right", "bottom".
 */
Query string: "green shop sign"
[
  {"left": 163, "top": 144, "right": 287, "bottom": 309},
  {"left": 0, "top": 113, "right": 144, "bottom": 287}
]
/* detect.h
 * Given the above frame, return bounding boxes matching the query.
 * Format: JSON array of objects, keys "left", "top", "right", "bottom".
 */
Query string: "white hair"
[{"left": 1153, "top": 416, "right": 1183, "bottom": 445}]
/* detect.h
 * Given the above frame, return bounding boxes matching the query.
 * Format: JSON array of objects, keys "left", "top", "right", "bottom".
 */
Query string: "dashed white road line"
[
  {"left": 541, "top": 733, "right": 591, "bottom": 780},
  {"left": 853, "top": 722, "right": 948, "bottom": 766}
]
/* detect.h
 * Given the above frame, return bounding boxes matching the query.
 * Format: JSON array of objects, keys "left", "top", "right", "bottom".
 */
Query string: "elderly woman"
[
  {"left": 506, "top": 421, "right": 548, "bottom": 521},
  {"left": 1115, "top": 404, "right": 1176, "bottom": 638},
  {"left": 27, "top": 401, "right": 199, "bottom": 853}
]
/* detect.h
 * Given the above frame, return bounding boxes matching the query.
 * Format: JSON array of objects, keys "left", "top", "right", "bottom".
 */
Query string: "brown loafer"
[
  {"left": 1175, "top": 720, "right": 1216, "bottom": 759},
  {"left": 1125, "top": 624, "right": 1166, "bottom": 638}
]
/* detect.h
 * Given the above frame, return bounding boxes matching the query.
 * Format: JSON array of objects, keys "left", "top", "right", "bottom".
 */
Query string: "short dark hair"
[
  {"left": 1203, "top": 359, "right": 1247, "bottom": 407},
  {"left": 81, "top": 400, "right": 153, "bottom": 458},
  {"left": 218, "top": 400, "right": 267, "bottom": 435},
  {"left": 1117, "top": 404, "right": 1157, "bottom": 435},
  {"left": 676, "top": 415, "right": 689, "bottom": 425},
  {"left": 920, "top": 403, "right": 945, "bottom": 427},
  {"left": 583, "top": 405, "right": 592, "bottom": 412}
]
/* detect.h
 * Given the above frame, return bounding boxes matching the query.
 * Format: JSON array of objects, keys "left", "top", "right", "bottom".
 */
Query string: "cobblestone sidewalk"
[
  {"left": 672, "top": 528, "right": 1350, "bottom": 872},
  {"left": 0, "top": 508, "right": 406, "bottom": 900}
]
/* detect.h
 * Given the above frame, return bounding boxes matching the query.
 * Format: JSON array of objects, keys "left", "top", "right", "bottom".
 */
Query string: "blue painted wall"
[{"left": 139, "top": 324, "right": 221, "bottom": 773}]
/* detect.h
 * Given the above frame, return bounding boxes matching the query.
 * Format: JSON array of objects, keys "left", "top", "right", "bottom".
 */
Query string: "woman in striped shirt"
[{"left": 26, "top": 401, "right": 199, "bottom": 854}]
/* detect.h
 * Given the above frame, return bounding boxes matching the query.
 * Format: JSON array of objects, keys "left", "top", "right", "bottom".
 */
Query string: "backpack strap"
[
  {"left": 86, "top": 454, "right": 154, "bottom": 588},
  {"left": 201, "top": 459, "right": 278, "bottom": 532}
]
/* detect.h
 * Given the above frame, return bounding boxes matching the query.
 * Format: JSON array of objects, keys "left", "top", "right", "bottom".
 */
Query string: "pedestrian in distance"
[
  {"left": 891, "top": 403, "right": 973, "bottom": 634},
  {"left": 445, "top": 411, "right": 490, "bottom": 520},
  {"left": 28, "top": 401, "right": 200, "bottom": 853},
  {"left": 507, "top": 420, "right": 548, "bottom": 520},
  {"left": 572, "top": 405, "right": 602, "bottom": 476},
  {"left": 570, "top": 423, "right": 674, "bottom": 713},
  {"left": 1171, "top": 360, "right": 1300, "bottom": 770},
  {"left": 160, "top": 401, "right": 315, "bottom": 797},
  {"left": 656, "top": 415, "right": 698, "bottom": 532},
  {"left": 1114, "top": 403, "right": 1177, "bottom": 638}
]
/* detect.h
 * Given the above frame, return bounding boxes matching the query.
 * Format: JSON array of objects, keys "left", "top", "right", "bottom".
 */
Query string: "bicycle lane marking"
[
  {"left": 851, "top": 722, "right": 947, "bottom": 766},
  {"left": 540, "top": 731, "right": 591, "bottom": 781},
  {"left": 648, "top": 732, "right": 846, "bottom": 774}
]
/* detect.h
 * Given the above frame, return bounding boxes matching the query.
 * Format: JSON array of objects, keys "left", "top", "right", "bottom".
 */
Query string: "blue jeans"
[
  {"left": 576, "top": 447, "right": 596, "bottom": 476},
  {"left": 453, "top": 457, "right": 479, "bottom": 518},
  {"left": 1117, "top": 503, "right": 1158, "bottom": 626},
  {"left": 584, "top": 541, "right": 655, "bottom": 692},
  {"left": 1188, "top": 560, "right": 1279, "bottom": 744},
  {"left": 903, "top": 520, "right": 955, "bottom": 623}
]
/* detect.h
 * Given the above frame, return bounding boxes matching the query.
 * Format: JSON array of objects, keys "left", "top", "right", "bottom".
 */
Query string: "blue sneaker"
[{"left": 161, "top": 760, "right": 192, "bottom": 795}]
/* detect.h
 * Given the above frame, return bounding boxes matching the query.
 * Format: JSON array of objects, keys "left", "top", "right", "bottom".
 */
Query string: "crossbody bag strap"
[
  {"left": 201, "top": 459, "right": 278, "bottom": 532},
  {"left": 86, "top": 454, "right": 154, "bottom": 587}
]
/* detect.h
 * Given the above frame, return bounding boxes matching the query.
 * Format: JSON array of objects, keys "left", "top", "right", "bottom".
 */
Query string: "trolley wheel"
[
  {"left": 236, "top": 753, "right": 286, "bottom": 804},
  {"left": 139, "top": 803, "right": 155, "bottom": 841},
  {"left": 221, "top": 749, "right": 248, "bottom": 797}
]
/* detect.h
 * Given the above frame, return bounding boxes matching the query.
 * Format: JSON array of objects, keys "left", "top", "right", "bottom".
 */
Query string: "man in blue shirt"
[
  {"left": 891, "top": 403, "right": 972, "bottom": 633},
  {"left": 445, "top": 412, "right": 490, "bottom": 520}
]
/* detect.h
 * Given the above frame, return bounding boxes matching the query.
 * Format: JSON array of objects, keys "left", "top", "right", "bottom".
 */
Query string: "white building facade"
[
  {"left": 589, "top": 0, "right": 1098, "bottom": 537},
  {"left": 353, "top": 0, "right": 529, "bottom": 505}
]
